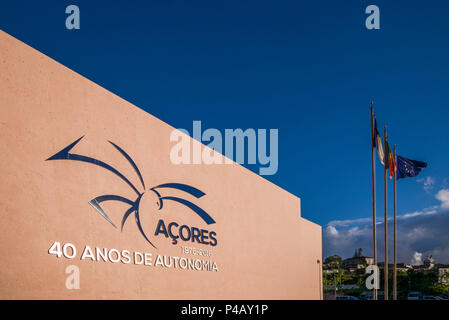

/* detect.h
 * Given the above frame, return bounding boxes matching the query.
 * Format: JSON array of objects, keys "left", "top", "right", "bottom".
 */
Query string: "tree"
[{"left": 324, "top": 255, "right": 342, "bottom": 268}]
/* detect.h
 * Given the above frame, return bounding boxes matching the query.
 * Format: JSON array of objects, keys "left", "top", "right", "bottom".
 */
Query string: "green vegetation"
[
  {"left": 323, "top": 255, "right": 449, "bottom": 299},
  {"left": 323, "top": 255, "right": 342, "bottom": 268}
]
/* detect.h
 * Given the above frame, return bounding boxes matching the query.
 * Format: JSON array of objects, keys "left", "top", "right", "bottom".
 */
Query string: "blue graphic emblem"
[{"left": 46, "top": 136, "right": 215, "bottom": 248}]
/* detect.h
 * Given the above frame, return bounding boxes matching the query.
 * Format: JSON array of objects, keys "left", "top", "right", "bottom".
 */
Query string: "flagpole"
[
  {"left": 393, "top": 145, "right": 397, "bottom": 300},
  {"left": 384, "top": 126, "right": 389, "bottom": 300},
  {"left": 370, "top": 103, "right": 378, "bottom": 300}
]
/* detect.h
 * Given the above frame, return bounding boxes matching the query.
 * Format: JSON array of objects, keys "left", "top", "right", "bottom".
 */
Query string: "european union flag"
[{"left": 396, "top": 155, "right": 427, "bottom": 180}]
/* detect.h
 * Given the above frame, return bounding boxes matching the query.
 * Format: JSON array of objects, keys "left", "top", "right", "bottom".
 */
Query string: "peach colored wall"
[{"left": 0, "top": 30, "right": 322, "bottom": 300}]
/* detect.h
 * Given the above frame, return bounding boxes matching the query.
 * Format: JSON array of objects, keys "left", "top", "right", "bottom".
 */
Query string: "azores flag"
[
  {"left": 372, "top": 118, "right": 384, "bottom": 165},
  {"left": 396, "top": 155, "right": 427, "bottom": 180}
]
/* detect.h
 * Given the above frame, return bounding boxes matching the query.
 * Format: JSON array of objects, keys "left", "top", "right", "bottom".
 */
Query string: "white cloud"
[
  {"left": 323, "top": 208, "right": 449, "bottom": 263},
  {"left": 436, "top": 189, "right": 449, "bottom": 208},
  {"left": 325, "top": 225, "right": 339, "bottom": 237},
  {"left": 327, "top": 207, "right": 437, "bottom": 228},
  {"left": 411, "top": 252, "right": 423, "bottom": 265},
  {"left": 399, "top": 209, "right": 437, "bottom": 220},
  {"left": 347, "top": 226, "right": 364, "bottom": 237},
  {"left": 405, "top": 227, "right": 426, "bottom": 241},
  {"left": 417, "top": 176, "right": 435, "bottom": 193},
  {"left": 327, "top": 217, "right": 371, "bottom": 228}
]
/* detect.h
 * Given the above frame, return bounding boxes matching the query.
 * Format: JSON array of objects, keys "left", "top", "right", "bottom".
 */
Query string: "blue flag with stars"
[{"left": 396, "top": 155, "right": 427, "bottom": 180}]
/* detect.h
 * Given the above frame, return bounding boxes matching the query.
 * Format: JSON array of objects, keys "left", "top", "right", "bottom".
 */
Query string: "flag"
[
  {"left": 396, "top": 156, "right": 427, "bottom": 180},
  {"left": 373, "top": 118, "right": 384, "bottom": 165},
  {"left": 385, "top": 141, "right": 396, "bottom": 179}
]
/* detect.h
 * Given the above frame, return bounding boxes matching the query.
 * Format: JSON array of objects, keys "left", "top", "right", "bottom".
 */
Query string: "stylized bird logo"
[{"left": 46, "top": 136, "right": 215, "bottom": 249}]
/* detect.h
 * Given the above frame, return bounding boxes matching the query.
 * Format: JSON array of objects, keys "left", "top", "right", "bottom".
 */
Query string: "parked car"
[
  {"left": 359, "top": 292, "right": 383, "bottom": 300},
  {"left": 407, "top": 291, "right": 422, "bottom": 300},
  {"left": 336, "top": 295, "right": 359, "bottom": 300},
  {"left": 422, "top": 296, "right": 438, "bottom": 300}
]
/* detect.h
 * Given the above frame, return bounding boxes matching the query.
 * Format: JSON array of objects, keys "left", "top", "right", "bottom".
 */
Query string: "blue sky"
[{"left": 1, "top": 1, "right": 448, "bottom": 262}]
